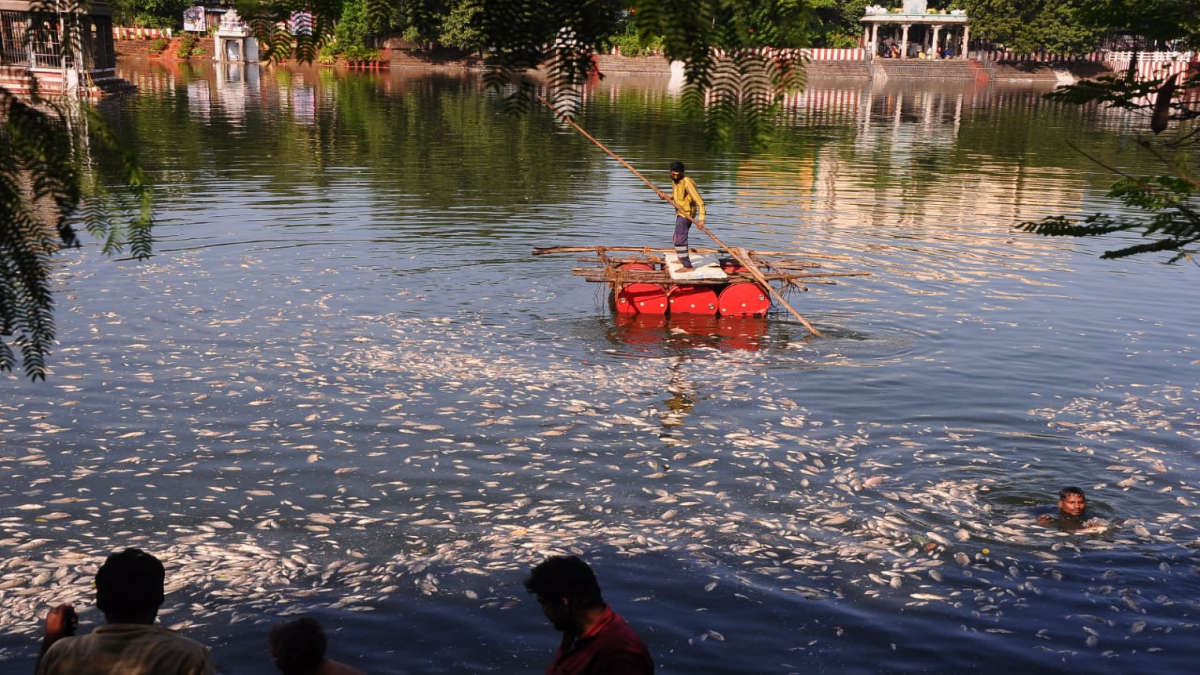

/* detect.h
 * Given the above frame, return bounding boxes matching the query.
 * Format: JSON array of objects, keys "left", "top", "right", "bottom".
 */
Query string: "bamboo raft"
[
  {"left": 533, "top": 245, "right": 871, "bottom": 323},
  {"left": 532, "top": 94, "right": 868, "bottom": 336}
]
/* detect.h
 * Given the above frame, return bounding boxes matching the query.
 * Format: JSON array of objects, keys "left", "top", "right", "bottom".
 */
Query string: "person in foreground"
[
  {"left": 661, "top": 161, "right": 705, "bottom": 270},
  {"left": 269, "top": 616, "right": 367, "bottom": 675},
  {"left": 1037, "top": 486, "right": 1101, "bottom": 532},
  {"left": 525, "top": 555, "right": 654, "bottom": 675},
  {"left": 35, "top": 547, "right": 215, "bottom": 675}
]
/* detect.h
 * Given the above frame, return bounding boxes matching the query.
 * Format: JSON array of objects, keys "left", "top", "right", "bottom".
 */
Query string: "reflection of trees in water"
[{"left": 107, "top": 63, "right": 611, "bottom": 217}]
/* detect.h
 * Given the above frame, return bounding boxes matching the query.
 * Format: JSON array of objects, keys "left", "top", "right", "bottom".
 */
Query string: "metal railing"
[{"left": 0, "top": 11, "right": 29, "bottom": 65}]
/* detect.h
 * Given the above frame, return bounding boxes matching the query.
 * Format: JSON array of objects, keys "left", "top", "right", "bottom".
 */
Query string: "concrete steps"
[
  {"left": 806, "top": 60, "right": 869, "bottom": 79},
  {"left": 595, "top": 54, "right": 671, "bottom": 75},
  {"left": 871, "top": 59, "right": 979, "bottom": 80}
]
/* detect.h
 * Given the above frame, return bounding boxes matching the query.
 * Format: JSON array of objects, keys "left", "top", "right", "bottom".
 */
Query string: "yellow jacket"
[{"left": 671, "top": 176, "right": 705, "bottom": 221}]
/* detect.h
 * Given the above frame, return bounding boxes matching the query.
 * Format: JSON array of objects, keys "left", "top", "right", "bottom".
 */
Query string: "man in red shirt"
[{"left": 525, "top": 555, "right": 654, "bottom": 675}]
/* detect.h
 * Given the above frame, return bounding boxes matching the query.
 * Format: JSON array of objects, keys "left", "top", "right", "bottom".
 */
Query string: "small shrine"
[
  {"left": 213, "top": 9, "right": 259, "bottom": 63},
  {"left": 862, "top": 0, "right": 970, "bottom": 60}
]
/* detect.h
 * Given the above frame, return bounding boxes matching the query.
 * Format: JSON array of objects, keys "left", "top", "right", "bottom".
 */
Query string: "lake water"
[{"left": 2, "top": 59, "right": 1198, "bottom": 675}]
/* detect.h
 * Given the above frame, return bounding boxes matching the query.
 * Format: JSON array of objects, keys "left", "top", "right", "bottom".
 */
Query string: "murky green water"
[{"left": 1, "top": 60, "right": 1197, "bottom": 674}]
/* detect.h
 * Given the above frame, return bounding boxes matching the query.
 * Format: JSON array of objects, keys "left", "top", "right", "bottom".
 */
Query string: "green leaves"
[
  {"left": 478, "top": 0, "right": 814, "bottom": 149},
  {"left": 1077, "top": 0, "right": 1200, "bottom": 49},
  {"left": 0, "top": 91, "right": 156, "bottom": 380},
  {"left": 1020, "top": 138, "right": 1200, "bottom": 262},
  {"left": 960, "top": 0, "right": 1103, "bottom": 55},
  {"left": 0, "top": 0, "right": 157, "bottom": 379},
  {"left": 1027, "top": 0, "right": 1200, "bottom": 264},
  {"left": 704, "top": 48, "right": 807, "bottom": 148},
  {"left": 240, "top": 0, "right": 339, "bottom": 63},
  {"left": 239, "top": 0, "right": 817, "bottom": 148},
  {"left": 648, "top": 0, "right": 813, "bottom": 148},
  {"left": 478, "top": 0, "right": 622, "bottom": 115}
]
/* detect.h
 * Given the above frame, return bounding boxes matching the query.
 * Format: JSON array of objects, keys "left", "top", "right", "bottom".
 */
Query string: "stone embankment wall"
[
  {"left": 990, "top": 61, "right": 1113, "bottom": 83},
  {"left": 594, "top": 55, "right": 872, "bottom": 79},
  {"left": 594, "top": 54, "right": 671, "bottom": 74},
  {"left": 115, "top": 37, "right": 215, "bottom": 59},
  {"left": 807, "top": 61, "right": 870, "bottom": 79}
]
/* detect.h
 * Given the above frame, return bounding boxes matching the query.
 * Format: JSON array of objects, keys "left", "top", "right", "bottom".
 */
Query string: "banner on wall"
[{"left": 183, "top": 6, "right": 205, "bottom": 32}]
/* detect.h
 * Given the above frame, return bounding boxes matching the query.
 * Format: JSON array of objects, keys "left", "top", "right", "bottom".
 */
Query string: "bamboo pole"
[
  {"left": 533, "top": 245, "right": 853, "bottom": 261},
  {"left": 536, "top": 95, "right": 825, "bottom": 336}
]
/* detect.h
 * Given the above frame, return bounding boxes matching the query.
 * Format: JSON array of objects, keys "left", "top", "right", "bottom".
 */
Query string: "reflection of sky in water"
[{"left": 2, "top": 63, "right": 1197, "bottom": 674}]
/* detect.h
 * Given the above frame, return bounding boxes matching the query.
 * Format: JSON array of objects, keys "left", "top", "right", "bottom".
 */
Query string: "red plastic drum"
[
  {"left": 717, "top": 282, "right": 770, "bottom": 317},
  {"left": 614, "top": 262, "right": 667, "bottom": 314},
  {"left": 616, "top": 284, "right": 668, "bottom": 314},
  {"left": 668, "top": 285, "right": 718, "bottom": 314}
]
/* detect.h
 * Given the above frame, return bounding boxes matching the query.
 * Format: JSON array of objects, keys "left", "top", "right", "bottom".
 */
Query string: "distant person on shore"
[
  {"left": 269, "top": 617, "right": 367, "bottom": 675},
  {"left": 657, "top": 161, "right": 705, "bottom": 270},
  {"left": 1037, "top": 486, "right": 1099, "bottom": 532},
  {"left": 525, "top": 555, "right": 654, "bottom": 675},
  {"left": 35, "top": 548, "right": 215, "bottom": 675}
]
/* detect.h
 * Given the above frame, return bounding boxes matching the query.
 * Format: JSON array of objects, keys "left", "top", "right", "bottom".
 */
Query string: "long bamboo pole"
[
  {"left": 536, "top": 94, "right": 824, "bottom": 337},
  {"left": 532, "top": 245, "right": 854, "bottom": 261}
]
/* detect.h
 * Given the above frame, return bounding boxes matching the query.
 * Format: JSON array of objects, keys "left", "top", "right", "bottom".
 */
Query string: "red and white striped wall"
[
  {"left": 978, "top": 50, "right": 1107, "bottom": 63},
  {"left": 113, "top": 27, "right": 174, "bottom": 40},
  {"left": 710, "top": 47, "right": 866, "bottom": 62},
  {"left": 981, "top": 49, "right": 1198, "bottom": 82},
  {"left": 803, "top": 48, "right": 866, "bottom": 61},
  {"left": 1102, "top": 52, "right": 1197, "bottom": 82}
]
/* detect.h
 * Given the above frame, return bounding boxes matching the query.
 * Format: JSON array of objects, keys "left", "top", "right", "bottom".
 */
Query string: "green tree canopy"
[
  {"left": 1076, "top": 0, "right": 1200, "bottom": 49},
  {"left": 111, "top": 0, "right": 191, "bottom": 29},
  {"left": 960, "top": 0, "right": 1104, "bottom": 54}
]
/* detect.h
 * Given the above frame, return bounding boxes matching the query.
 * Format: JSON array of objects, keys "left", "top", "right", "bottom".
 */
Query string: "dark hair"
[
  {"left": 268, "top": 617, "right": 328, "bottom": 675},
  {"left": 669, "top": 161, "right": 685, "bottom": 172},
  {"left": 95, "top": 548, "right": 165, "bottom": 618},
  {"left": 1059, "top": 486, "right": 1085, "bottom": 500},
  {"left": 524, "top": 555, "right": 604, "bottom": 610}
]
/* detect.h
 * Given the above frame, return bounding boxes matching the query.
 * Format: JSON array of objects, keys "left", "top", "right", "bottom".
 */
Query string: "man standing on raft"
[{"left": 663, "top": 161, "right": 705, "bottom": 270}]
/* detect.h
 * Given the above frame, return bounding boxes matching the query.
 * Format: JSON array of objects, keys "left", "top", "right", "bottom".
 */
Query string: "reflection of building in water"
[
  {"left": 290, "top": 84, "right": 316, "bottom": 126},
  {"left": 214, "top": 62, "right": 261, "bottom": 121},
  {"left": 729, "top": 85, "right": 1086, "bottom": 249},
  {"left": 187, "top": 78, "right": 212, "bottom": 122},
  {"left": 120, "top": 64, "right": 178, "bottom": 97},
  {"left": 856, "top": 82, "right": 971, "bottom": 149}
]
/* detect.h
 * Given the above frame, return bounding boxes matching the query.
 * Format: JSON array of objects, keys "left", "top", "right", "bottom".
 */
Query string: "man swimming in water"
[{"left": 1037, "top": 486, "right": 1090, "bottom": 530}]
